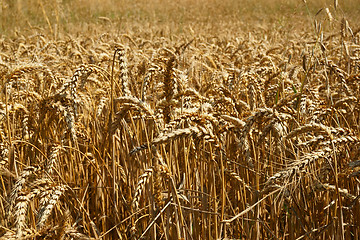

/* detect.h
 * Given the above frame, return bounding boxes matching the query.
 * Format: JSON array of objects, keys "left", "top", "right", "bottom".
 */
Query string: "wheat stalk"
[
  {"left": 37, "top": 185, "right": 67, "bottom": 228},
  {"left": 8, "top": 166, "right": 41, "bottom": 215},
  {"left": 132, "top": 168, "right": 154, "bottom": 211},
  {"left": 115, "top": 46, "right": 132, "bottom": 96}
]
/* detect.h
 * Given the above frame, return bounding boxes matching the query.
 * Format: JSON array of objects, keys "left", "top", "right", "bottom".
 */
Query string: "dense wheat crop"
[{"left": 0, "top": 0, "right": 360, "bottom": 239}]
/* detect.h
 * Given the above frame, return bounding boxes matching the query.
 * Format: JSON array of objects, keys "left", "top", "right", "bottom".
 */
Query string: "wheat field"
[{"left": 0, "top": 0, "right": 360, "bottom": 239}]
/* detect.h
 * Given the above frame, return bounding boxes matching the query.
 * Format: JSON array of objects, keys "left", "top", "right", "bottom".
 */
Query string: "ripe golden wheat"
[{"left": 1, "top": 7, "right": 360, "bottom": 239}]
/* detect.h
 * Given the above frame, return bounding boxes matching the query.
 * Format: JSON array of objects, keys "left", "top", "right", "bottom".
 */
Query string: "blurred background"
[{"left": 1, "top": 0, "right": 359, "bottom": 35}]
